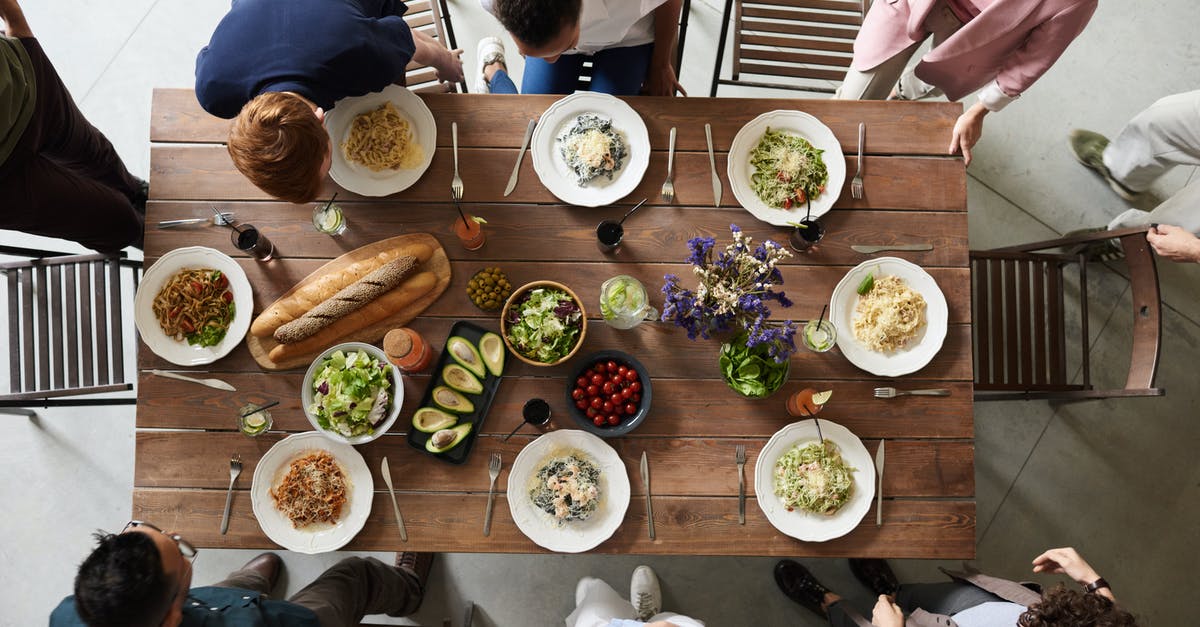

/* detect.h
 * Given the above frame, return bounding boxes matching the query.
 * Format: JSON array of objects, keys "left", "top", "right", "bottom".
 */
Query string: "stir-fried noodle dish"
[
  {"left": 151, "top": 268, "right": 235, "bottom": 347},
  {"left": 270, "top": 451, "right": 349, "bottom": 529},
  {"left": 749, "top": 127, "right": 829, "bottom": 209},
  {"left": 342, "top": 101, "right": 423, "bottom": 171},
  {"left": 774, "top": 440, "right": 855, "bottom": 515},
  {"left": 529, "top": 452, "right": 601, "bottom": 525},
  {"left": 853, "top": 275, "right": 927, "bottom": 352}
]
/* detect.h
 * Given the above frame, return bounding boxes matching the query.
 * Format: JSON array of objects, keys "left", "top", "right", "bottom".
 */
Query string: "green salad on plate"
[{"left": 309, "top": 349, "right": 393, "bottom": 438}]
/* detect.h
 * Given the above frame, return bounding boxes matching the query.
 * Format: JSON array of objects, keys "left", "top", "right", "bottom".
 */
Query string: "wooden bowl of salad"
[{"left": 501, "top": 280, "right": 587, "bottom": 367}]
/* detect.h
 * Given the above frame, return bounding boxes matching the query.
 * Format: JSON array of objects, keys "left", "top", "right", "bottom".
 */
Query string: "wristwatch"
[{"left": 1084, "top": 578, "right": 1111, "bottom": 594}]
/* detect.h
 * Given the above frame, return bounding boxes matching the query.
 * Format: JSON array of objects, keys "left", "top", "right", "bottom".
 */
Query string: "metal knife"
[
  {"left": 640, "top": 451, "right": 655, "bottom": 540},
  {"left": 149, "top": 369, "right": 236, "bottom": 391},
  {"left": 504, "top": 119, "right": 537, "bottom": 197},
  {"left": 852, "top": 244, "right": 933, "bottom": 254},
  {"left": 705, "top": 123, "right": 721, "bottom": 207},
  {"left": 875, "top": 440, "right": 885, "bottom": 527},
  {"left": 380, "top": 457, "right": 409, "bottom": 542}
]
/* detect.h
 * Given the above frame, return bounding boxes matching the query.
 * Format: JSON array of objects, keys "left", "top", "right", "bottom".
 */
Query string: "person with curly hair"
[{"left": 774, "top": 547, "right": 1138, "bottom": 626}]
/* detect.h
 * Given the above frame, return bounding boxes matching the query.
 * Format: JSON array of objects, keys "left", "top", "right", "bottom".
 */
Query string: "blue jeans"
[{"left": 489, "top": 43, "right": 654, "bottom": 95}]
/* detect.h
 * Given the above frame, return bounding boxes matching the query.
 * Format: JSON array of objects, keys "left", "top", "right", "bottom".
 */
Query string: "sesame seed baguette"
[{"left": 273, "top": 256, "right": 418, "bottom": 344}]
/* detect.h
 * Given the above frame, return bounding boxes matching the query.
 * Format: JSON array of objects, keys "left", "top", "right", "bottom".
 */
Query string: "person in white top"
[{"left": 473, "top": 0, "right": 684, "bottom": 96}]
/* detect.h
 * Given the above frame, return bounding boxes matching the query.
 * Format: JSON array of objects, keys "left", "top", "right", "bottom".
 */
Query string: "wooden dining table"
[{"left": 136, "top": 89, "right": 974, "bottom": 558}]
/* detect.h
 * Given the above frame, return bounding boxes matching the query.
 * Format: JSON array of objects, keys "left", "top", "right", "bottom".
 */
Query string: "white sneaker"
[
  {"left": 630, "top": 565, "right": 662, "bottom": 621},
  {"left": 474, "top": 36, "right": 506, "bottom": 94}
]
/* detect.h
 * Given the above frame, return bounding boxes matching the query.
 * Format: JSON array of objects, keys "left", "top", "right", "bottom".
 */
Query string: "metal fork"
[
  {"left": 483, "top": 452, "right": 501, "bottom": 537},
  {"left": 735, "top": 444, "right": 746, "bottom": 525},
  {"left": 661, "top": 127, "right": 677, "bottom": 203},
  {"left": 451, "top": 121, "right": 464, "bottom": 201},
  {"left": 851, "top": 122, "right": 865, "bottom": 199},
  {"left": 221, "top": 454, "right": 242, "bottom": 535},
  {"left": 873, "top": 386, "right": 951, "bottom": 398}
]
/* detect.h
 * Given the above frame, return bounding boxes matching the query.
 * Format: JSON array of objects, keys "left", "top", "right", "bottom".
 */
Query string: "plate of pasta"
[
  {"left": 531, "top": 92, "right": 650, "bottom": 207},
  {"left": 727, "top": 110, "right": 845, "bottom": 225},
  {"left": 325, "top": 84, "right": 436, "bottom": 196},
  {"left": 250, "top": 432, "right": 373, "bottom": 554},
  {"left": 755, "top": 419, "right": 874, "bottom": 542},
  {"left": 134, "top": 246, "right": 252, "bottom": 365},
  {"left": 507, "top": 429, "right": 630, "bottom": 553},
  {"left": 829, "top": 257, "right": 948, "bottom": 377}
]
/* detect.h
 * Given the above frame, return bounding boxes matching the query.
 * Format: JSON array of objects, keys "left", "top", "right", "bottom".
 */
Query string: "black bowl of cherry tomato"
[{"left": 565, "top": 350, "right": 651, "bottom": 438}]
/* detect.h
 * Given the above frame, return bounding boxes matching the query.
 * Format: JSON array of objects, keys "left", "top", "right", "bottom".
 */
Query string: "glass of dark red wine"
[
  {"left": 789, "top": 218, "right": 825, "bottom": 252},
  {"left": 231, "top": 223, "right": 275, "bottom": 261}
]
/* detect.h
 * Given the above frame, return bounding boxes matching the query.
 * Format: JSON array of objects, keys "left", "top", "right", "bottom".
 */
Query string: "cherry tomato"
[
  {"left": 609, "top": 393, "right": 623, "bottom": 406},
  {"left": 586, "top": 406, "right": 597, "bottom": 417},
  {"left": 632, "top": 393, "right": 641, "bottom": 403},
  {"left": 571, "top": 388, "right": 585, "bottom": 401},
  {"left": 606, "top": 360, "right": 618, "bottom": 372},
  {"left": 586, "top": 384, "right": 599, "bottom": 396},
  {"left": 602, "top": 381, "right": 615, "bottom": 395},
  {"left": 626, "top": 370, "right": 638, "bottom": 382},
  {"left": 214, "top": 274, "right": 229, "bottom": 289},
  {"left": 190, "top": 280, "right": 204, "bottom": 294},
  {"left": 590, "top": 373, "right": 604, "bottom": 386},
  {"left": 621, "top": 388, "right": 633, "bottom": 400},
  {"left": 629, "top": 381, "right": 642, "bottom": 393},
  {"left": 576, "top": 400, "right": 588, "bottom": 410},
  {"left": 607, "top": 414, "right": 620, "bottom": 426},
  {"left": 625, "top": 403, "right": 637, "bottom": 415},
  {"left": 602, "top": 401, "right": 614, "bottom": 413},
  {"left": 593, "top": 416, "right": 605, "bottom": 427},
  {"left": 576, "top": 376, "right": 589, "bottom": 387},
  {"left": 590, "top": 397, "right": 603, "bottom": 410},
  {"left": 617, "top": 365, "right": 628, "bottom": 376}
]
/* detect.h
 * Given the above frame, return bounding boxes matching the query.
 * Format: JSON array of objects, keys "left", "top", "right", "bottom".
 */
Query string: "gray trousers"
[
  {"left": 214, "top": 556, "right": 422, "bottom": 627},
  {"left": 826, "top": 582, "right": 1005, "bottom": 627}
]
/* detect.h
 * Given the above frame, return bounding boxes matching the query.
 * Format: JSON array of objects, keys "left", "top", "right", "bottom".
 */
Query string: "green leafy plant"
[{"left": 718, "top": 332, "right": 790, "bottom": 398}]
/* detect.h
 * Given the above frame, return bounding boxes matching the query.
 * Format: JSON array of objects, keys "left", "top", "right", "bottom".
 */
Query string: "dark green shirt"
[
  {"left": 50, "top": 586, "right": 321, "bottom": 626},
  {"left": 0, "top": 36, "right": 35, "bottom": 166}
]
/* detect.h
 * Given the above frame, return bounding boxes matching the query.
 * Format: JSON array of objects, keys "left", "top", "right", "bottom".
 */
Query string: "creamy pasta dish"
[
  {"left": 341, "top": 101, "right": 423, "bottom": 171},
  {"left": 852, "top": 275, "right": 927, "bottom": 352}
]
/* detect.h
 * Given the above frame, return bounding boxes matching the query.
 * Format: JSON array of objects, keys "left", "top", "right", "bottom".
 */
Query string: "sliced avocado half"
[
  {"left": 426, "top": 423, "right": 472, "bottom": 453},
  {"left": 412, "top": 407, "right": 458, "bottom": 433},
  {"left": 447, "top": 336, "right": 486, "bottom": 378},
  {"left": 431, "top": 385, "right": 475, "bottom": 414},
  {"left": 479, "top": 332, "right": 505, "bottom": 377},
  {"left": 442, "top": 363, "right": 483, "bottom": 394}
]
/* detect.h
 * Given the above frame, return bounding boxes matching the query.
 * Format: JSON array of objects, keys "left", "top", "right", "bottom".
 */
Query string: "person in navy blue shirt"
[{"left": 195, "top": 0, "right": 463, "bottom": 203}]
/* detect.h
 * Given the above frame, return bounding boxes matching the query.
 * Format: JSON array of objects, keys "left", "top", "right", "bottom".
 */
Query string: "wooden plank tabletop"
[{"left": 138, "top": 89, "right": 974, "bottom": 558}]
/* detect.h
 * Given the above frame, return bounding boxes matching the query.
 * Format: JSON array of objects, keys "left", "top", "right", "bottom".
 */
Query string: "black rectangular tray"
[{"left": 405, "top": 320, "right": 502, "bottom": 464}]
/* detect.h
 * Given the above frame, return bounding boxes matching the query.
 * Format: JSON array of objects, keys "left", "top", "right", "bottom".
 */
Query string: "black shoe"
[
  {"left": 774, "top": 559, "right": 832, "bottom": 618},
  {"left": 131, "top": 178, "right": 149, "bottom": 215},
  {"left": 848, "top": 558, "right": 899, "bottom": 597},
  {"left": 393, "top": 552, "right": 434, "bottom": 615}
]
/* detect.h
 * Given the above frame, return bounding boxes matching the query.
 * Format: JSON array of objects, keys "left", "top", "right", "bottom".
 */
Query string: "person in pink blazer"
[{"left": 837, "top": 0, "right": 1097, "bottom": 165}]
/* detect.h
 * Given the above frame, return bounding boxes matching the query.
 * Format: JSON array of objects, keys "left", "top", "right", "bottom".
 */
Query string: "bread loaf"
[
  {"left": 273, "top": 256, "right": 418, "bottom": 344},
  {"left": 267, "top": 271, "right": 439, "bottom": 363},
  {"left": 249, "top": 242, "right": 433, "bottom": 337}
]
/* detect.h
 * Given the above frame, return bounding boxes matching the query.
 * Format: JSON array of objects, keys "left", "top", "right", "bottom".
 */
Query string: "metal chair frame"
[{"left": 403, "top": 0, "right": 469, "bottom": 93}]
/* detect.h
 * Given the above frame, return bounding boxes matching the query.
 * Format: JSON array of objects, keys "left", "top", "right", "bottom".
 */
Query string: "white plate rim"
[
  {"left": 829, "top": 256, "right": 949, "bottom": 377},
  {"left": 530, "top": 92, "right": 650, "bottom": 208},
  {"left": 727, "top": 110, "right": 846, "bottom": 225},
  {"left": 506, "top": 429, "right": 631, "bottom": 553},
  {"left": 133, "top": 246, "right": 252, "bottom": 366},
  {"left": 250, "top": 431, "right": 374, "bottom": 554},
  {"left": 754, "top": 419, "right": 875, "bottom": 542},
  {"left": 325, "top": 85, "right": 437, "bottom": 197}
]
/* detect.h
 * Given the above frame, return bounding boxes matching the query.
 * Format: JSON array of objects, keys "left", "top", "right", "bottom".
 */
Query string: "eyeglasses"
[{"left": 123, "top": 520, "right": 198, "bottom": 563}]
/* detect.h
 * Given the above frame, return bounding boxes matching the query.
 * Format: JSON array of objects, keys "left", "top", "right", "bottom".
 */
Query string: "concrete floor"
[{"left": 2, "top": 1, "right": 1197, "bottom": 625}]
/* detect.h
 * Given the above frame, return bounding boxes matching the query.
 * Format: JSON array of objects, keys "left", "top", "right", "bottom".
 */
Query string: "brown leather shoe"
[
  {"left": 394, "top": 552, "right": 434, "bottom": 614},
  {"left": 774, "top": 560, "right": 831, "bottom": 618},
  {"left": 242, "top": 553, "right": 283, "bottom": 591},
  {"left": 848, "top": 558, "right": 899, "bottom": 597}
]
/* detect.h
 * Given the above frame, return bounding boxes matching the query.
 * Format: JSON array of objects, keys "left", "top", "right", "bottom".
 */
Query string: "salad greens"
[
  {"left": 504, "top": 287, "right": 582, "bottom": 363},
  {"left": 719, "top": 333, "right": 790, "bottom": 398},
  {"left": 309, "top": 350, "right": 393, "bottom": 438},
  {"left": 773, "top": 440, "right": 855, "bottom": 515}
]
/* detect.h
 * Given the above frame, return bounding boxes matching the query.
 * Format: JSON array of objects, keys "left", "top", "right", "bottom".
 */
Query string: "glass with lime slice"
[
  {"left": 599, "top": 275, "right": 658, "bottom": 330},
  {"left": 802, "top": 318, "right": 837, "bottom": 352},
  {"left": 312, "top": 202, "right": 347, "bottom": 235},
  {"left": 237, "top": 404, "right": 272, "bottom": 437}
]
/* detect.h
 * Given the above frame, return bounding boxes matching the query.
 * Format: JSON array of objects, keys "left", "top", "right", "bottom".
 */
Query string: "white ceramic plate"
[
  {"left": 727, "top": 110, "right": 845, "bottom": 225},
  {"left": 134, "top": 246, "right": 252, "bottom": 366},
  {"left": 251, "top": 432, "right": 374, "bottom": 554},
  {"left": 507, "top": 429, "right": 631, "bottom": 553},
  {"left": 755, "top": 419, "right": 874, "bottom": 542},
  {"left": 301, "top": 342, "right": 404, "bottom": 446},
  {"left": 531, "top": 92, "right": 650, "bottom": 207},
  {"left": 325, "top": 85, "right": 436, "bottom": 197},
  {"left": 829, "top": 257, "right": 949, "bottom": 377}
]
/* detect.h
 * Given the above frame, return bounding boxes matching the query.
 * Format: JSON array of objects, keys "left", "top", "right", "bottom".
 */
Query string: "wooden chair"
[
  {"left": 575, "top": 0, "right": 692, "bottom": 93},
  {"left": 970, "top": 228, "right": 1163, "bottom": 401},
  {"left": 710, "top": 0, "right": 867, "bottom": 96},
  {"left": 0, "top": 246, "right": 141, "bottom": 417},
  {"left": 402, "top": 0, "right": 468, "bottom": 93}
]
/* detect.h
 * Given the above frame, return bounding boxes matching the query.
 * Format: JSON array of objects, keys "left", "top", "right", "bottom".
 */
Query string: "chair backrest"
[
  {"left": 402, "top": 0, "right": 468, "bottom": 93},
  {"left": 576, "top": 0, "right": 692, "bottom": 93},
  {"left": 710, "top": 0, "right": 866, "bottom": 96},
  {"left": 970, "top": 228, "right": 1163, "bottom": 402},
  {"left": 0, "top": 249, "right": 141, "bottom": 406}
]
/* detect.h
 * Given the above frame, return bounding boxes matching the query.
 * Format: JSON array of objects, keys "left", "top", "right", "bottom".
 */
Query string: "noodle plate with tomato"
[{"left": 151, "top": 268, "right": 235, "bottom": 347}]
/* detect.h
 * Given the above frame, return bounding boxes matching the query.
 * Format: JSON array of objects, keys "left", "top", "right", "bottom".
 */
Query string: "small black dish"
[{"left": 564, "top": 349, "right": 652, "bottom": 438}]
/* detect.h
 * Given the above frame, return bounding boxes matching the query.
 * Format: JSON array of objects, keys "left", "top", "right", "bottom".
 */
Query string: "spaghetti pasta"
[
  {"left": 852, "top": 275, "right": 926, "bottom": 352},
  {"left": 151, "top": 268, "right": 235, "bottom": 347},
  {"left": 270, "top": 451, "right": 349, "bottom": 528},
  {"left": 341, "top": 101, "right": 423, "bottom": 171}
]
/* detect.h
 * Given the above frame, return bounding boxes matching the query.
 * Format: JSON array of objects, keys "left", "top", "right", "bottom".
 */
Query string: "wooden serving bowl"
[{"left": 500, "top": 280, "right": 588, "bottom": 367}]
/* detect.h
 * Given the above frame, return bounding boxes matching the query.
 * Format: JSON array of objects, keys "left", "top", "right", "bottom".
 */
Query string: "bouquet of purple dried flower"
[{"left": 661, "top": 224, "right": 798, "bottom": 362}]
